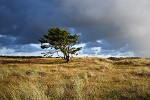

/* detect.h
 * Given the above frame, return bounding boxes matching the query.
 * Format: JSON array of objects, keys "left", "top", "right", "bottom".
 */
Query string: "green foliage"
[{"left": 39, "top": 27, "right": 82, "bottom": 62}]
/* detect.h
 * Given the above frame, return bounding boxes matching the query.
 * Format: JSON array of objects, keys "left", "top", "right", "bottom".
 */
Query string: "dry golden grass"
[{"left": 0, "top": 57, "right": 150, "bottom": 100}]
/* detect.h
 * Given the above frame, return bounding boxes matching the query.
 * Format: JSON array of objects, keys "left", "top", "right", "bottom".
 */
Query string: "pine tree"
[{"left": 39, "top": 27, "right": 82, "bottom": 62}]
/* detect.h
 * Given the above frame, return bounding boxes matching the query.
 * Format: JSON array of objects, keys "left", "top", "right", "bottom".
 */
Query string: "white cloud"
[{"left": 0, "top": 47, "right": 15, "bottom": 55}]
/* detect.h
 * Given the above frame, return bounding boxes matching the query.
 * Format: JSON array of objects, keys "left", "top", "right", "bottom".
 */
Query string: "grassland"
[{"left": 0, "top": 57, "right": 150, "bottom": 100}]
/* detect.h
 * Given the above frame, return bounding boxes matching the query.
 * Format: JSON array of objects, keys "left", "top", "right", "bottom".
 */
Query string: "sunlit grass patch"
[
  {"left": 0, "top": 57, "right": 150, "bottom": 99},
  {"left": 114, "top": 58, "right": 150, "bottom": 66},
  {"left": 0, "top": 80, "right": 48, "bottom": 100},
  {"left": 130, "top": 67, "right": 150, "bottom": 77}
]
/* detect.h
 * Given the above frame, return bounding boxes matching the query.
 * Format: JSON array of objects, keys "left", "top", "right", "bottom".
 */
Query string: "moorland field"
[{"left": 0, "top": 57, "right": 150, "bottom": 100}]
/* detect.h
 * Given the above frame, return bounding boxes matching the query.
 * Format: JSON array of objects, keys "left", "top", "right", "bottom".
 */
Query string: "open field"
[{"left": 0, "top": 57, "right": 150, "bottom": 100}]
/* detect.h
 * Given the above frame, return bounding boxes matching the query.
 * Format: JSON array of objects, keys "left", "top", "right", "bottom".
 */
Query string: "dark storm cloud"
[
  {"left": 1, "top": 0, "right": 150, "bottom": 57},
  {"left": 0, "top": 0, "right": 63, "bottom": 45},
  {"left": 60, "top": 0, "right": 150, "bottom": 57},
  {"left": 0, "top": 35, "right": 16, "bottom": 46}
]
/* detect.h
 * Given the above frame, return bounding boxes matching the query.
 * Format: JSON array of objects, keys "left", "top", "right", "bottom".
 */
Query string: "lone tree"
[{"left": 39, "top": 27, "right": 82, "bottom": 62}]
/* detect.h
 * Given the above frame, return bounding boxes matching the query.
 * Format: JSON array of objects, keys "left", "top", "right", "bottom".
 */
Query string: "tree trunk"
[
  {"left": 63, "top": 53, "right": 70, "bottom": 63},
  {"left": 66, "top": 55, "right": 70, "bottom": 63}
]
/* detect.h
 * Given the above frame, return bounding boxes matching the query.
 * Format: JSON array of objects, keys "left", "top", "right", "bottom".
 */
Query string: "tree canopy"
[{"left": 39, "top": 27, "right": 82, "bottom": 62}]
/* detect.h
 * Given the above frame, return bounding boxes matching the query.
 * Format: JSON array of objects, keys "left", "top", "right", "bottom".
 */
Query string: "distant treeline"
[
  {"left": 0, "top": 55, "right": 63, "bottom": 59},
  {"left": 0, "top": 55, "right": 48, "bottom": 58},
  {"left": 0, "top": 55, "right": 145, "bottom": 59}
]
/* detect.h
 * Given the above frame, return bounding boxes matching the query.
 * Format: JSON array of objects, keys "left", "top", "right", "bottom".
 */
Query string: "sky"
[{"left": 0, "top": 0, "right": 150, "bottom": 57}]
